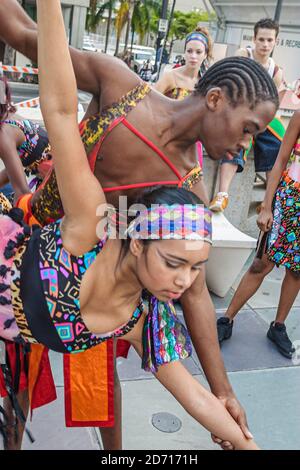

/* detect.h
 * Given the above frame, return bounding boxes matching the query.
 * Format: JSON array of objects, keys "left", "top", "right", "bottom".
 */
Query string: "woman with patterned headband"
[
  {"left": 155, "top": 27, "right": 213, "bottom": 101},
  {"left": 0, "top": 0, "right": 259, "bottom": 450},
  {"left": 155, "top": 27, "right": 213, "bottom": 174}
]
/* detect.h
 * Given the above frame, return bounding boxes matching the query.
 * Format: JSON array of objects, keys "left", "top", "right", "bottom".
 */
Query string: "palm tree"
[
  {"left": 131, "top": 0, "right": 161, "bottom": 48},
  {"left": 123, "top": 1, "right": 136, "bottom": 52},
  {"left": 86, "top": 1, "right": 118, "bottom": 53},
  {"left": 114, "top": 1, "right": 130, "bottom": 56},
  {"left": 86, "top": 1, "right": 162, "bottom": 56},
  {"left": 104, "top": 1, "right": 115, "bottom": 53}
]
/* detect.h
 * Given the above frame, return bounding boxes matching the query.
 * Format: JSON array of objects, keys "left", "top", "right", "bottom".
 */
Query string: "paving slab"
[
  {"left": 232, "top": 265, "right": 300, "bottom": 309},
  {"left": 228, "top": 367, "right": 300, "bottom": 450},
  {"left": 121, "top": 375, "right": 219, "bottom": 451},
  {"left": 121, "top": 366, "right": 300, "bottom": 450},
  {"left": 117, "top": 344, "right": 202, "bottom": 381},
  {"left": 215, "top": 310, "right": 296, "bottom": 372},
  {"left": 255, "top": 307, "right": 300, "bottom": 342},
  {"left": 10, "top": 365, "right": 300, "bottom": 451},
  {"left": 22, "top": 387, "right": 101, "bottom": 450}
]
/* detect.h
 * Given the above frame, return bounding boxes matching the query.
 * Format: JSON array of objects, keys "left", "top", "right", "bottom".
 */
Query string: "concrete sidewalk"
[{"left": 15, "top": 263, "right": 299, "bottom": 450}]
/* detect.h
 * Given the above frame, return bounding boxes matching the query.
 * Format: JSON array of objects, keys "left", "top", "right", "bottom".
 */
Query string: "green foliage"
[
  {"left": 169, "top": 10, "right": 216, "bottom": 42},
  {"left": 86, "top": 1, "right": 117, "bottom": 33},
  {"left": 132, "top": 1, "right": 161, "bottom": 43},
  {"left": 86, "top": 2, "right": 215, "bottom": 50}
]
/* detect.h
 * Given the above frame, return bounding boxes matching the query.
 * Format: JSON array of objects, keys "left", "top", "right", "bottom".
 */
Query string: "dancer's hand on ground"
[
  {"left": 257, "top": 208, "right": 273, "bottom": 232},
  {"left": 211, "top": 394, "right": 253, "bottom": 450}
]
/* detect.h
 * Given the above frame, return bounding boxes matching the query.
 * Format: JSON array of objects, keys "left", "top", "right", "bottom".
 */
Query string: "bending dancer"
[
  {"left": 0, "top": 0, "right": 259, "bottom": 451},
  {"left": 217, "top": 110, "right": 300, "bottom": 359}
]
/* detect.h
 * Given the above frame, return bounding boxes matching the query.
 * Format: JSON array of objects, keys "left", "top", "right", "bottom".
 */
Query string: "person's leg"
[
  {"left": 99, "top": 341, "right": 122, "bottom": 450},
  {"left": 217, "top": 252, "right": 275, "bottom": 343},
  {"left": 218, "top": 162, "right": 239, "bottom": 194},
  {"left": 266, "top": 269, "right": 300, "bottom": 358},
  {"left": 3, "top": 389, "right": 29, "bottom": 450},
  {"left": 227, "top": 254, "right": 275, "bottom": 321},
  {"left": 275, "top": 269, "right": 300, "bottom": 324},
  {"left": 265, "top": 170, "right": 272, "bottom": 186},
  {"left": 210, "top": 151, "right": 244, "bottom": 212}
]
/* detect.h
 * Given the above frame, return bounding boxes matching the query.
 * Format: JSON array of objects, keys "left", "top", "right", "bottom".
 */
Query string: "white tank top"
[{"left": 246, "top": 47, "right": 276, "bottom": 78}]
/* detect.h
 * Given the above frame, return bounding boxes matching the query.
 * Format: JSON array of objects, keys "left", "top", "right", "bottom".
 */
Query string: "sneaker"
[
  {"left": 267, "top": 321, "right": 295, "bottom": 359},
  {"left": 217, "top": 316, "right": 234, "bottom": 343},
  {"left": 209, "top": 192, "right": 229, "bottom": 212}
]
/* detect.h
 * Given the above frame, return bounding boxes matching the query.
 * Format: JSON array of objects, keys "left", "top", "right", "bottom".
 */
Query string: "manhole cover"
[{"left": 151, "top": 412, "right": 182, "bottom": 433}]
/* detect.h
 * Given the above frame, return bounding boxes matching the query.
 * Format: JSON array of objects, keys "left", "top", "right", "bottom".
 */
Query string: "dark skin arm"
[
  {"left": 0, "top": 168, "right": 9, "bottom": 188},
  {"left": 0, "top": 0, "right": 138, "bottom": 100},
  {"left": 0, "top": 127, "right": 30, "bottom": 199},
  {"left": 179, "top": 179, "right": 253, "bottom": 449}
]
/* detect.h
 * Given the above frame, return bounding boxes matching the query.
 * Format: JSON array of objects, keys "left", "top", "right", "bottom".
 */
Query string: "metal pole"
[
  {"left": 274, "top": 0, "right": 283, "bottom": 22},
  {"left": 158, "top": 0, "right": 176, "bottom": 78},
  {"left": 270, "top": 0, "right": 283, "bottom": 57},
  {"left": 154, "top": 0, "right": 169, "bottom": 73}
]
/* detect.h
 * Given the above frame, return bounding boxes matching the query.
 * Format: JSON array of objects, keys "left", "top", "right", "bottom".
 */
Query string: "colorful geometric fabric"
[
  {"left": 0, "top": 119, "right": 49, "bottom": 174},
  {"left": 126, "top": 204, "right": 212, "bottom": 242},
  {"left": 165, "top": 87, "right": 191, "bottom": 101},
  {"left": 185, "top": 32, "right": 209, "bottom": 51},
  {"left": 0, "top": 192, "right": 12, "bottom": 214},
  {"left": 267, "top": 170, "right": 300, "bottom": 272},
  {"left": 0, "top": 214, "right": 26, "bottom": 343},
  {"left": 142, "top": 292, "right": 192, "bottom": 373},
  {"left": 39, "top": 220, "right": 143, "bottom": 353}
]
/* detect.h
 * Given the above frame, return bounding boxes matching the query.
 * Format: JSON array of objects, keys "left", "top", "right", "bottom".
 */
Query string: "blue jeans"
[
  {"left": 221, "top": 150, "right": 245, "bottom": 173},
  {"left": 0, "top": 183, "right": 14, "bottom": 198}
]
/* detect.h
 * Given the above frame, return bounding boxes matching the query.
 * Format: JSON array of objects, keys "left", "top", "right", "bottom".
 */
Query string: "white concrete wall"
[
  {"left": 225, "top": 26, "right": 300, "bottom": 83},
  {"left": 175, "top": 0, "right": 213, "bottom": 13}
]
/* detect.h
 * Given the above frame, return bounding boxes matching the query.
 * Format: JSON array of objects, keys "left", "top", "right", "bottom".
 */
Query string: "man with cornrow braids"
[
  {"left": 0, "top": 0, "right": 278, "bottom": 451},
  {"left": 211, "top": 18, "right": 285, "bottom": 212}
]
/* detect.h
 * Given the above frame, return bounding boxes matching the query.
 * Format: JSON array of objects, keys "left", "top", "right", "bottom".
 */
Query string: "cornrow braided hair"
[{"left": 194, "top": 56, "right": 279, "bottom": 110}]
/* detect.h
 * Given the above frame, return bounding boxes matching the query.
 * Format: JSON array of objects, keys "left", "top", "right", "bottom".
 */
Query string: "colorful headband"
[
  {"left": 185, "top": 32, "right": 208, "bottom": 51},
  {"left": 126, "top": 204, "right": 212, "bottom": 243}
]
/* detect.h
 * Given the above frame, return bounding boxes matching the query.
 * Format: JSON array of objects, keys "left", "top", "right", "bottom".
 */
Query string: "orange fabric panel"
[
  {"left": 28, "top": 344, "right": 56, "bottom": 414},
  {"left": 64, "top": 340, "right": 114, "bottom": 427},
  {"left": 15, "top": 193, "right": 41, "bottom": 226}
]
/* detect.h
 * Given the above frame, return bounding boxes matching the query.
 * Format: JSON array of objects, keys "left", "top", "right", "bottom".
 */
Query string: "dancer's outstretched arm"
[
  {"left": 125, "top": 316, "right": 259, "bottom": 450},
  {"left": 258, "top": 110, "right": 300, "bottom": 232},
  {"left": 37, "top": 0, "right": 106, "bottom": 252},
  {"left": 177, "top": 180, "right": 252, "bottom": 447},
  {"left": 0, "top": 134, "right": 30, "bottom": 198},
  {"left": 0, "top": 0, "right": 138, "bottom": 98}
]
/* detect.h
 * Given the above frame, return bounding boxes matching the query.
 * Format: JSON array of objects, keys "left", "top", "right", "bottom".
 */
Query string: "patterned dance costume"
[
  {"left": 0, "top": 211, "right": 191, "bottom": 372},
  {"left": 267, "top": 135, "right": 300, "bottom": 272},
  {"left": 26, "top": 83, "right": 202, "bottom": 225},
  {"left": 0, "top": 118, "right": 50, "bottom": 177}
]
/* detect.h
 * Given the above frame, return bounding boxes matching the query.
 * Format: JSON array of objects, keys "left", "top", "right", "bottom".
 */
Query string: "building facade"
[
  {"left": 22, "top": 0, "right": 89, "bottom": 49},
  {"left": 175, "top": 0, "right": 212, "bottom": 14},
  {"left": 210, "top": 0, "right": 300, "bottom": 83}
]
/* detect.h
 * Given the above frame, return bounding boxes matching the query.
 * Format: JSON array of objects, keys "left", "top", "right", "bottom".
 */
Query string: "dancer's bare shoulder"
[{"left": 82, "top": 51, "right": 141, "bottom": 104}]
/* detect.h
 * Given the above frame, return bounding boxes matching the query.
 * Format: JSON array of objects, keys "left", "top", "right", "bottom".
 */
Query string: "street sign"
[{"left": 158, "top": 19, "right": 168, "bottom": 33}]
